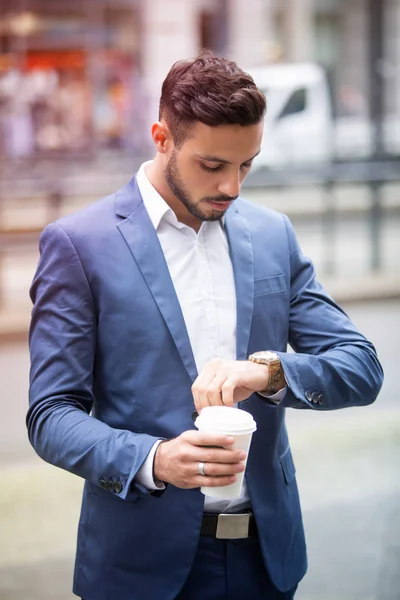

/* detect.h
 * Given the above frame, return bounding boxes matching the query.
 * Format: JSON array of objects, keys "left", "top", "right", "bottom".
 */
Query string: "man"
[{"left": 27, "top": 51, "right": 383, "bottom": 600}]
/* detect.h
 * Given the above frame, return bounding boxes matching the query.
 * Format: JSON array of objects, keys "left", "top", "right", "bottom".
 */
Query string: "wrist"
[
  {"left": 248, "top": 351, "right": 284, "bottom": 394},
  {"left": 256, "top": 363, "right": 270, "bottom": 391},
  {"left": 153, "top": 440, "right": 168, "bottom": 483}
]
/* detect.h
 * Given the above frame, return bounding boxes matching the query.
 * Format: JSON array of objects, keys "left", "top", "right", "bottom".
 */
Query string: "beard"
[{"left": 164, "top": 150, "right": 237, "bottom": 222}]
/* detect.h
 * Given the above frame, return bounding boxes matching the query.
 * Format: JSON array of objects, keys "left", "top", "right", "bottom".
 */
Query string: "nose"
[{"left": 217, "top": 173, "right": 241, "bottom": 199}]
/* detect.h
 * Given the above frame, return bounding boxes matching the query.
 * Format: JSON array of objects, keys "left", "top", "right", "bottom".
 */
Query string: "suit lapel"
[
  {"left": 116, "top": 178, "right": 198, "bottom": 382},
  {"left": 225, "top": 205, "right": 254, "bottom": 360}
]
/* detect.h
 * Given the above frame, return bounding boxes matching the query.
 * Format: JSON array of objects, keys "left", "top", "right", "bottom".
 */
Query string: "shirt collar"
[
  {"left": 136, "top": 160, "right": 226, "bottom": 232},
  {"left": 136, "top": 161, "right": 174, "bottom": 230}
]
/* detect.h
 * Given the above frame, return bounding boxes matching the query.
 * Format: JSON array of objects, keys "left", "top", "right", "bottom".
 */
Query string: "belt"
[{"left": 200, "top": 512, "right": 257, "bottom": 539}]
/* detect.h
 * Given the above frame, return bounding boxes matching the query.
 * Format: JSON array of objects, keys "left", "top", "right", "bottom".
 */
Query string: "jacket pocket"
[
  {"left": 280, "top": 446, "right": 296, "bottom": 484},
  {"left": 254, "top": 274, "right": 286, "bottom": 297}
]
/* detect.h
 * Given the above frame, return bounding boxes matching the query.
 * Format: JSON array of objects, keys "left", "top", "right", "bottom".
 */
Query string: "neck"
[{"left": 145, "top": 156, "right": 202, "bottom": 232}]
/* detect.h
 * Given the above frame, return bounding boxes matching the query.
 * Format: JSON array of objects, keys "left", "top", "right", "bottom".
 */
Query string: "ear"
[{"left": 151, "top": 121, "right": 171, "bottom": 154}]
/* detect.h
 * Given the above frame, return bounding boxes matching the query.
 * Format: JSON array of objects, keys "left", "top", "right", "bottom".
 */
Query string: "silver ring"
[{"left": 198, "top": 461, "right": 206, "bottom": 476}]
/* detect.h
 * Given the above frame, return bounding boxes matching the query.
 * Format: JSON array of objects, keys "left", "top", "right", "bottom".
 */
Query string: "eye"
[
  {"left": 241, "top": 162, "right": 252, "bottom": 171},
  {"left": 200, "top": 163, "right": 224, "bottom": 173}
]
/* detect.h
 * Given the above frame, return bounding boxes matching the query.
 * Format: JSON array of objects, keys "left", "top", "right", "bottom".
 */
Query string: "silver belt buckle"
[{"left": 216, "top": 513, "right": 251, "bottom": 539}]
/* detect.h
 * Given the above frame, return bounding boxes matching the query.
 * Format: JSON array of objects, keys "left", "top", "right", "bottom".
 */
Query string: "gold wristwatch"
[{"left": 248, "top": 351, "right": 283, "bottom": 395}]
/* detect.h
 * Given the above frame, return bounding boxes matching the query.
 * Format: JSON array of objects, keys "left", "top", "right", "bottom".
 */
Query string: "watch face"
[{"left": 251, "top": 351, "right": 279, "bottom": 363}]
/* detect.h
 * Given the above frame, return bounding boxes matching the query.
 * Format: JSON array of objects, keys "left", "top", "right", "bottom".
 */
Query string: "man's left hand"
[{"left": 191, "top": 359, "right": 269, "bottom": 413}]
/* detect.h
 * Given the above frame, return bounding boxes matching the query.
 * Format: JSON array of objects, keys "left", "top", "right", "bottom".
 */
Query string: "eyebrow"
[{"left": 196, "top": 150, "right": 260, "bottom": 165}]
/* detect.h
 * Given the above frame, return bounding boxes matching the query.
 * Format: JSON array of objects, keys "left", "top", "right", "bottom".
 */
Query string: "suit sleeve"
[
  {"left": 275, "top": 215, "right": 384, "bottom": 410},
  {"left": 27, "top": 222, "right": 162, "bottom": 500}
]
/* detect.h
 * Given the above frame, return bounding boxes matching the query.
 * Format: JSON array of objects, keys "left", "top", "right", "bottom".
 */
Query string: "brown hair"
[{"left": 159, "top": 50, "right": 266, "bottom": 146}]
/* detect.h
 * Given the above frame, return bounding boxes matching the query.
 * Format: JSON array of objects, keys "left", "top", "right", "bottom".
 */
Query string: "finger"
[
  {"left": 192, "top": 375, "right": 212, "bottom": 413},
  {"left": 192, "top": 360, "right": 224, "bottom": 411},
  {"left": 206, "top": 374, "right": 229, "bottom": 407},
  {"left": 182, "top": 430, "right": 236, "bottom": 448},
  {"left": 192, "top": 387, "right": 211, "bottom": 413},
  {"left": 192, "top": 361, "right": 219, "bottom": 394},
  {"left": 198, "top": 461, "right": 245, "bottom": 478},
  {"left": 220, "top": 376, "right": 237, "bottom": 407},
  {"left": 198, "top": 447, "right": 247, "bottom": 464},
  {"left": 196, "top": 474, "right": 238, "bottom": 488}
]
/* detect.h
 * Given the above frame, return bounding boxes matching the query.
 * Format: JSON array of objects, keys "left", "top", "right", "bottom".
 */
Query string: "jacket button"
[
  {"left": 100, "top": 478, "right": 107, "bottom": 489},
  {"left": 317, "top": 393, "right": 324, "bottom": 405},
  {"left": 107, "top": 480, "right": 115, "bottom": 492},
  {"left": 311, "top": 392, "right": 319, "bottom": 403},
  {"left": 305, "top": 391, "right": 313, "bottom": 402},
  {"left": 114, "top": 481, "right": 123, "bottom": 494}
]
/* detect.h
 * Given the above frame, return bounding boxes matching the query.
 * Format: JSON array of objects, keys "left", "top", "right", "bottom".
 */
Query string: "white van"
[{"left": 246, "top": 63, "right": 333, "bottom": 169}]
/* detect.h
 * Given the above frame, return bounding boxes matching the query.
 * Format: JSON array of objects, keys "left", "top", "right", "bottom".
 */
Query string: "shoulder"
[
  {"left": 234, "top": 196, "right": 290, "bottom": 235},
  {"left": 235, "top": 196, "right": 286, "bottom": 221},
  {"left": 37, "top": 191, "right": 122, "bottom": 266},
  {"left": 233, "top": 197, "right": 301, "bottom": 263},
  {"left": 56, "top": 192, "right": 118, "bottom": 237},
  {"left": 50, "top": 176, "right": 141, "bottom": 242},
  {"left": 40, "top": 174, "right": 136, "bottom": 246}
]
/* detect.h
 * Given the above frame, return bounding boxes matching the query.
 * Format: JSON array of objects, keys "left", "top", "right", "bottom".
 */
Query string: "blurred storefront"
[
  {"left": 0, "top": 0, "right": 142, "bottom": 157},
  {"left": 0, "top": 0, "right": 269, "bottom": 159},
  {"left": 0, "top": 0, "right": 399, "bottom": 160}
]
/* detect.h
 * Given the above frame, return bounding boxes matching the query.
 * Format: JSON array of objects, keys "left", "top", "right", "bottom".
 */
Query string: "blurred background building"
[{"left": 0, "top": 0, "right": 399, "bottom": 159}]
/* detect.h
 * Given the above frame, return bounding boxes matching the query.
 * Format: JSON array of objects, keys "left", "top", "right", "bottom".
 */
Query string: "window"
[{"left": 278, "top": 88, "right": 307, "bottom": 119}]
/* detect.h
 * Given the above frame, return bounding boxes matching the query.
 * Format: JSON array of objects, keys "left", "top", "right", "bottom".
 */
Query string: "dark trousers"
[
  {"left": 176, "top": 535, "right": 298, "bottom": 600},
  {"left": 81, "top": 536, "right": 298, "bottom": 600}
]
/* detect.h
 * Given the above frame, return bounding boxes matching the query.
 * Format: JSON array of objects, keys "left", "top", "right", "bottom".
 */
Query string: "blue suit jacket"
[{"left": 27, "top": 177, "right": 383, "bottom": 600}]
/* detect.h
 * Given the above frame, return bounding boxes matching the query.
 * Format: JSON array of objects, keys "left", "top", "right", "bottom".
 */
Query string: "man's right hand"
[{"left": 153, "top": 430, "right": 246, "bottom": 489}]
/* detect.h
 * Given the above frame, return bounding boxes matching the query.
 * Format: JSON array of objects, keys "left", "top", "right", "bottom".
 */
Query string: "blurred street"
[{"left": 0, "top": 298, "right": 399, "bottom": 600}]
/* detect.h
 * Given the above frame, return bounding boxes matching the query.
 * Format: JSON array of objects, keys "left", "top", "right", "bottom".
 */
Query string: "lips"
[{"left": 208, "top": 200, "right": 232, "bottom": 211}]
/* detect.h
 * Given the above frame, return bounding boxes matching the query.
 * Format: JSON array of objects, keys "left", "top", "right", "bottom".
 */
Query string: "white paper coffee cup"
[{"left": 194, "top": 406, "right": 257, "bottom": 499}]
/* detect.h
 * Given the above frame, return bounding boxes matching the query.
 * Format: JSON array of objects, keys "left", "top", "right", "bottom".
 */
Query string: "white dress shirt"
[{"left": 135, "top": 162, "right": 284, "bottom": 512}]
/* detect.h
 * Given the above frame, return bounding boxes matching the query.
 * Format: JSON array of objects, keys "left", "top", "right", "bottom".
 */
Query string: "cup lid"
[{"left": 194, "top": 406, "right": 257, "bottom": 433}]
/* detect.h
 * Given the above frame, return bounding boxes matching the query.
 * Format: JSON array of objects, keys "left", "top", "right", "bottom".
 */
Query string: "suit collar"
[
  {"left": 136, "top": 161, "right": 173, "bottom": 230},
  {"left": 225, "top": 204, "right": 254, "bottom": 360},
  {"left": 117, "top": 167, "right": 227, "bottom": 233},
  {"left": 115, "top": 175, "right": 142, "bottom": 219},
  {"left": 116, "top": 178, "right": 254, "bottom": 373},
  {"left": 116, "top": 177, "right": 198, "bottom": 381}
]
